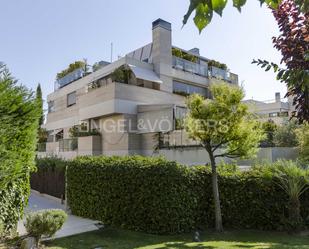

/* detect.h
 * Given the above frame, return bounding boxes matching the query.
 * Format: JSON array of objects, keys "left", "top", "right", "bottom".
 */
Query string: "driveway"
[{"left": 18, "top": 191, "right": 100, "bottom": 239}]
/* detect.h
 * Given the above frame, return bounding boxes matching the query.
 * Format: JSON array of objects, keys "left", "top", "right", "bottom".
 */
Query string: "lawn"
[{"left": 43, "top": 228, "right": 309, "bottom": 249}]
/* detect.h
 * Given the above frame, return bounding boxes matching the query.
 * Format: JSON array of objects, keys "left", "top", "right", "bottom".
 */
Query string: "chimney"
[
  {"left": 152, "top": 19, "right": 173, "bottom": 92},
  {"left": 275, "top": 92, "right": 281, "bottom": 102}
]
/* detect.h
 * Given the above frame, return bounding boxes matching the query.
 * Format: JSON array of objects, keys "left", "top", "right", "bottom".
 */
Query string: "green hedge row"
[{"left": 67, "top": 156, "right": 309, "bottom": 234}]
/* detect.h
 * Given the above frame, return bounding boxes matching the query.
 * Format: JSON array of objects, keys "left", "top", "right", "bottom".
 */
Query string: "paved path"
[{"left": 18, "top": 191, "right": 100, "bottom": 239}]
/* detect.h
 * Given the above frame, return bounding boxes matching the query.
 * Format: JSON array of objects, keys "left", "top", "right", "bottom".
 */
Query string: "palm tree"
[{"left": 272, "top": 160, "right": 309, "bottom": 230}]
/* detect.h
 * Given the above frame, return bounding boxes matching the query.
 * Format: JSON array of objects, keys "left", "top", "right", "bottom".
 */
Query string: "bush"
[
  {"left": 0, "top": 178, "right": 30, "bottom": 236},
  {"left": 67, "top": 156, "right": 197, "bottom": 234},
  {"left": 25, "top": 209, "right": 67, "bottom": 243},
  {"left": 31, "top": 157, "right": 66, "bottom": 199},
  {"left": 66, "top": 156, "right": 309, "bottom": 234},
  {"left": 0, "top": 63, "right": 39, "bottom": 235},
  {"left": 274, "top": 121, "right": 298, "bottom": 147},
  {"left": 296, "top": 124, "right": 309, "bottom": 165}
]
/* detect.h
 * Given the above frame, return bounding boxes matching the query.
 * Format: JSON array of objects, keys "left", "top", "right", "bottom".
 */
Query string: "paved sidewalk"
[{"left": 18, "top": 191, "right": 100, "bottom": 239}]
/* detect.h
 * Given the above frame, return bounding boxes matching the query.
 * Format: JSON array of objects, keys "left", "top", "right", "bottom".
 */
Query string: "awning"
[
  {"left": 50, "top": 129, "right": 63, "bottom": 136},
  {"left": 128, "top": 64, "right": 163, "bottom": 84}
]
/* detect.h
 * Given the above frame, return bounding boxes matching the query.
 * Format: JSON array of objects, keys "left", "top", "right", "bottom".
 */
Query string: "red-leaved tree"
[{"left": 254, "top": 0, "right": 309, "bottom": 123}]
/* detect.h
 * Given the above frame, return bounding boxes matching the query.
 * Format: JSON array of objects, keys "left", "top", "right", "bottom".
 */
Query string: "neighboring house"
[
  {"left": 243, "top": 92, "right": 293, "bottom": 124},
  {"left": 40, "top": 19, "right": 238, "bottom": 159}
]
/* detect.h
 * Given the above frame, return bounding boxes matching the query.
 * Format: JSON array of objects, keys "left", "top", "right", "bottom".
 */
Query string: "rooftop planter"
[
  {"left": 172, "top": 47, "right": 198, "bottom": 63},
  {"left": 56, "top": 60, "right": 88, "bottom": 80},
  {"left": 110, "top": 65, "right": 132, "bottom": 83},
  {"left": 208, "top": 60, "right": 228, "bottom": 70},
  {"left": 69, "top": 125, "right": 101, "bottom": 138}
]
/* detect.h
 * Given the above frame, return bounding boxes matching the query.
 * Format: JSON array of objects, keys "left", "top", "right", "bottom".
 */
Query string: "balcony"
[
  {"left": 172, "top": 56, "right": 208, "bottom": 77},
  {"left": 59, "top": 138, "right": 78, "bottom": 152},
  {"left": 209, "top": 66, "right": 227, "bottom": 80},
  {"left": 54, "top": 68, "right": 84, "bottom": 90}
]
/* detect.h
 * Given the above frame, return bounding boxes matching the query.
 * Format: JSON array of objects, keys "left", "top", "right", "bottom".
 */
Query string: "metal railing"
[
  {"left": 59, "top": 138, "right": 78, "bottom": 152},
  {"left": 159, "top": 130, "right": 201, "bottom": 148},
  {"left": 172, "top": 56, "right": 208, "bottom": 77},
  {"left": 37, "top": 143, "right": 47, "bottom": 152}
]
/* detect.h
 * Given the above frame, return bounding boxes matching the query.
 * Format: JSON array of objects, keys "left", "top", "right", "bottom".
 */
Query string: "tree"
[
  {"left": 185, "top": 83, "right": 264, "bottom": 231},
  {"left": 274, "top": 120, "right": 299, "bottom": 147},
  {"left": 36, "top": 83, "right": 44, "bottom": 126},
  {"left": 0, "top": 63, "right": 39, "bottom": 187},
  {"left": 261, "top": 120, "right": 278, "bottom": 147},
  {"left": 183, "top": 0, "right": 309, "bottom": 123},
  {"left": 183, "top": 0, "right": 308, "bottom": 33},
  {"left": 254, "top": 0, "right": 309, "bottom": 123},
  {"left": 296, "top": 123, "right": 309, "bottom": 164},
  {"left": 0, "top": 63, "right": 39, "bottom": 233}
]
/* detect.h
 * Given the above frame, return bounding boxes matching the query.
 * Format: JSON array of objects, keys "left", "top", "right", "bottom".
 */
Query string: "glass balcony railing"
[
  {"left": 172, "top": 56, "right": 208, "bottom": 77},
  {"left": 227, "top": 72, "right": 238, "bottom": 84},
  {"left": 210, "top": 66, "right": 228, "bottom": 80},
  {"left": 37, "top": 143, "right": 47, "bottom": 152},
  {"left": 54, "top": 68, "right": 84, "bottom": 90},
  {"left": 59, "top": 138, "right": 78, "bottom": 152}
]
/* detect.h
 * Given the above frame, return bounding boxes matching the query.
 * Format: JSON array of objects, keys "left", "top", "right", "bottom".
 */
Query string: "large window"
[
  {"left": 48, "top": 101, "right": 55, "bottom": 113},
  {"left": 173, "top": 81, "right": 209, "bottom": 98},
  {"left": 67, "top": 91, "right": 76, "bottom": 107}
]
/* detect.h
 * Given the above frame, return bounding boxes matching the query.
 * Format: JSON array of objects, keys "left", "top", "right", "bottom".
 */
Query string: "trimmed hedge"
[
  {"left": 0, "top": 64, "right": 39, "bottom": 235},
  {"left": 31, "top": 157, "right": 66, "bottom": 199},
  {"left": 67, "top": 156, "right": 309, "bottom": 234},
  {"left": 67, "top": 156, "right": 197, "bottom": 234}
]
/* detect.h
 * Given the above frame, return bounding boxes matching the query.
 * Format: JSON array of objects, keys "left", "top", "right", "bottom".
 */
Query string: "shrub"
[
  {"left": 274, "top": 121, "right": 299, "bottom": 147},
  {"left": 296, "top": 124, "right": 309, "bottom": 165},
  {"left": 25, "top": 209, "right": 67, "bottom": 244},
  {"left": 257, "top": 160, "right": 309, "bottom": 231},
  {"left": 67, "top": 156, "right": 197, "bottom": 234},
  {"left": 260, "top": 120, "right": 278, "bottom": 147},
  {"left": 0, "top": 63, "right": 39, "bottom": 235},
  {"left": 0, "top": 178, "right": 30, "bottom": 236},
  {"left": 66, "top": 156, "right": 309, "bottom": 234}
]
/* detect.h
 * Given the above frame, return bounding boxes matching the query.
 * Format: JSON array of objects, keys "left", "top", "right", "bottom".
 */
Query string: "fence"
[{"left": 30, "top": 168, "right": 66, "bottom": 200}]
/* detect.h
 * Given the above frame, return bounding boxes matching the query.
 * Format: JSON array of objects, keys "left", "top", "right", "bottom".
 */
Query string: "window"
[
  {"left": 48, "top": 101, "right": 55, "bottom": 113},
  {"left": 269, "top": 112, "right": 278, "bottom": 117},
  {"left": 67, "top": 91, "right": 76, "bottom": 107},
  {"left": 279, "top": 112, "right": 289, "bottom": 117},
  {"left": 174, "top": 106, "right": 187, "bottom": 130},
  {"left": 173, "top": 81, "right": 209, "bottom": 98}
]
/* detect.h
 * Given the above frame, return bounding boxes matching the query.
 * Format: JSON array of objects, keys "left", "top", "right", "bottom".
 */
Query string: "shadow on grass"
[{"left": 45, "top": 228, "right": 309, "bottom": 249}]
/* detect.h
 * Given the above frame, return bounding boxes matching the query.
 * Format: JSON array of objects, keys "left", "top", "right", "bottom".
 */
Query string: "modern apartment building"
[
  {"left": 41, "top": 19, "right": 239, "bottom": 159},
  {"left": 243, "top": 92, "right": 293, "bottom": 124}
]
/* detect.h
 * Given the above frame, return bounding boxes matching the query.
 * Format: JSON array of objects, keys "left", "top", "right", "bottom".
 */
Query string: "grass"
[{"left": 43, "top": 228, "right": 309, "bottom": 249}]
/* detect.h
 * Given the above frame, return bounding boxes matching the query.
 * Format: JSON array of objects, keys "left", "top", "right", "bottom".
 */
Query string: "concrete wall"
[
  {"left": 148, "top": 147, "right": 299, "bottom": 166},
  {"left": 78, "top": 136, "right": 102, "bottom": 156}
]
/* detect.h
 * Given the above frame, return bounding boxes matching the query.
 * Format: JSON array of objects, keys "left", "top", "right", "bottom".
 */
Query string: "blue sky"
[{"left": 1, "top": 0, "right": 285, "bottom": 102}]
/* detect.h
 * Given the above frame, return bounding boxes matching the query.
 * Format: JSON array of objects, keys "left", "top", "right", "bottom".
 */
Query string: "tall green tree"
[
  {"left": 0, "top": 63, "right": 39, "bottom": 233},
  {"left": 185, "top": 83, "right": 264, "bottom": 231},
  {"left": 36, "top": 83, "right": 44, "bottom": 126}
]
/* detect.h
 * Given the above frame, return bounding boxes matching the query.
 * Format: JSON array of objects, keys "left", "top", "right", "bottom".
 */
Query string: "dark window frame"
[{"left": 67, "top": 91, "right": 77, "bottom": 107}]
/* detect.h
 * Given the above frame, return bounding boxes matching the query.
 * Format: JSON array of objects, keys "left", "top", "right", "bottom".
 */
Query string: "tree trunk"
[
  {"left": 289, "top": 197, "right": 303, "bottom": 231},
  {"left": 208, "top": 151, "right": 223, "bottom": 232}
]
